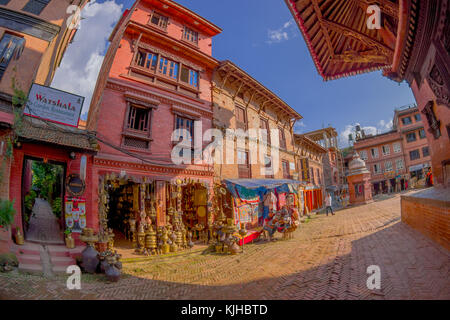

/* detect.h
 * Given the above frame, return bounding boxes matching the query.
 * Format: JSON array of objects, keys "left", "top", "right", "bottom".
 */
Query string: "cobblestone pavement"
[{"left": 1, "top": 192, "right": 449, "bottom": 300}]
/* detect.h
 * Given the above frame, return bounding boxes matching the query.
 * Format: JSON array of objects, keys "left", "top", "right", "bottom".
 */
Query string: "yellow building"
[{"left": 212, "top": 60, "right": 302, "bottom": 182}]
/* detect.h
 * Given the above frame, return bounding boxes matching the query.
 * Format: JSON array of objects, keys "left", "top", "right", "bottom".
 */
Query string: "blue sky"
[{"left": 52, "top": 0, "right": 416, "bottom": 147}]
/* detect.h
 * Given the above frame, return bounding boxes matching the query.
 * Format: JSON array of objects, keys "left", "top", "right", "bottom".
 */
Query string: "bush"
[
  {"left": 0, "top": 253, "right": 19, "bottom": 267},
  {"left": 0, "top": 199, "right": 16, "bottom": 228}
]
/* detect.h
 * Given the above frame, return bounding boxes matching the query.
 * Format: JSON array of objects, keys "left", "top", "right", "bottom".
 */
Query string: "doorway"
[{"left": 22, "top": 157, "right": 66, "bottom": 244}]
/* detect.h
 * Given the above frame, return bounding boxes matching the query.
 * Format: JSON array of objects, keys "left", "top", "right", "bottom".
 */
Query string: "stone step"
[
  {"left": 52, "top": 265, "right": 71, "bottom": 274},
  {"left": 18, "top": 263, "right": 43, "bottom": 274},
  {"left": 50, "top": 256, "right": 76, "bottom": 267},
  {"left": 13, "top": 243, "right": 41, "bottom": 256},
  {"left": 18, "top": 254, "right": 41, "bottom": 265}
]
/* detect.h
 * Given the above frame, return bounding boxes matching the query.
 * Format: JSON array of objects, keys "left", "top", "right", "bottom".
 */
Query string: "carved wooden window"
[
  {"left": 175, "top": 115, "right": 194, "bottom": 145},
  {"left": 384, "top": 161, "right": 393, "bottom": 172},
  {"left": 373, "top": 164, "right": 382, "bottom": 174},
  {"left": 409, "top": 150, "right": 420, "bottom": 161},
  {"left": 279, "top": 127, "right": 287, "bottom": 150},
  {"left": 158, "top": 56, "right": 179, "bottom": 79},
  {"left": 401, "top": 116, "right": 412, "bottom": 125},
  {"left": 135, "top": 50, "right": 158, "bottom": 71},
  {"left": 371, "top": 148, "right": 379, "bottom": 159},
  {"left": 282, "top": 160, "right": 290, "bottom": 179},
  {"left": 122, "top": 99, "right": 155, "bottom": 151},
  {"left": 395, "top": 158, "right": 404, "bottom": 170},
  {"left": 393, "top": 142, "right": 402, "bottom": 153},
  {"left": 22, "top": 0, "right": 50, "bottom": 15},
  {"left": 0, "top": 33, "right": 25, "bottom": 80},
  {"left": 260, "top": 118, "right": 270, "bottom": 144},
  {"left": 418, "top": 129, "right": 426, "bottom": 139},
  {"left": 127, "top": 106, "right": 149, "bottom": 132},
  {"left": 180, "top": 65, "right": 199, "bottom": 87},
  {"left": 406, "top": 132, "right": 417, "bottom": 143},
  {"left": 422, "top": 147, "right": 430, "bottom": 157},
  {"left": 235, "top": 105, "right": 247, "bottom": 130},
  {"left": 264, "top": 155, "right": 274, "bottom": 178},
  {"left": 382, "top": 145, "right": 390, "bottom": 156},
  {"left": 182, "top": 27, "right": 198, "bottom": 44},
  {"left": 149, "top": 12, "right": 169, "bottom": 30},
  {"left": 238, "top": 150, "right": 250, "bottom": 178},
  {"left": 414, "top": 114, "right": 421, "bottom": 122}
]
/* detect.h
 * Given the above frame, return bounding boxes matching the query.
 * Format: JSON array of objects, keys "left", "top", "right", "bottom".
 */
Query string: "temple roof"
[{"left": 285, "top": 0, "right": 398, "bottom": 81}]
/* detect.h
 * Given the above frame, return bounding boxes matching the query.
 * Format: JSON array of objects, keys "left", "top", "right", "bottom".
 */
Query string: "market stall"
[{"left": 223, "top": 179, "right": 302, "bottom": 244}]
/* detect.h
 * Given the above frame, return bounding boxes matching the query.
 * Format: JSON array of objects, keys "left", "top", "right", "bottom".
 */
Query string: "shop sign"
[
  {"left": 24, "top": 83, "right": 84, "bottom": 127},
  {"left": 64, "top": 196, "right": 86, "bottom": 233},
  {"left": 66, "top": 174, "right": 85, "bottom": 196}
]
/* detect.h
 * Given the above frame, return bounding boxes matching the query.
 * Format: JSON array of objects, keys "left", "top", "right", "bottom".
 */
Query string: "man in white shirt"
[{"left": 325, "top": 193, "right": 334, "bottom": 216}]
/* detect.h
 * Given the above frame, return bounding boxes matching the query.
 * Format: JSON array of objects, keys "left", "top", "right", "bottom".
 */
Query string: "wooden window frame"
[
  {"left": 260, "top": 118, "right": 270, "bottom": 145},
  {"left": 182, "top": 26, "right": 199, "bottom": 45},
  {"left": 22, "top": 0, "right": 50, "bottom": 15},
  {"left": 238, "top": 149, "right": 251, "bottom": 178},
  {"left": 282, "top": 160, "right": 290, "bottom": 179},
  {"left": 148, "top": 11, "right": 169, "bottom": 30},
  {"left": 279, "top": 127, "right": 287, "bottom": 150},
  {"left": 0, "top": 33, "right": 25, "bottom": 81},
  {"left": 235, "top": 105, "right": 247, "bottom": 131},
  {"left": 121, "top": 98, "right": 156, "bottom": 152},
  {"left": 409, "top": 149, "right": 420, "bottom": 161}
]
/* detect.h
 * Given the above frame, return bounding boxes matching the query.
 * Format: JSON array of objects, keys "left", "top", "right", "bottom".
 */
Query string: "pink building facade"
[{"left": 86, "top": 0, "right": 222, "bottom": 234}]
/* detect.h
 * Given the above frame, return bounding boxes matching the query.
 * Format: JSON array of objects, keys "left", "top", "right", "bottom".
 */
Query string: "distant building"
[
  {"left": 303, "top": 127, "right": 346, "bottom": 206},
  {"left": 393, "top": 105, "right": 432, "bottom": 182},
  {"left": 293, "top": 134, "right": 327, "bottom": 213},
  {"left": 353, "top": 130, "right": 408, "bottom": 194}
]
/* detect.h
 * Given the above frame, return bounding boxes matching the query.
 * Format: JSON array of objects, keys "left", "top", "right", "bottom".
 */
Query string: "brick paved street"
[{"left": 0, "top": 191, "right": 449, "bottom": 300}]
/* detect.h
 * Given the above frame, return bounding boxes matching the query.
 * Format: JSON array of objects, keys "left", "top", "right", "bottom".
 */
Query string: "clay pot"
[
  {"left": 105, "top": 264, "right": 120, "bottom": 282},
  {"left": 81, "top": 245, "right": 99, "bottom": 274}
]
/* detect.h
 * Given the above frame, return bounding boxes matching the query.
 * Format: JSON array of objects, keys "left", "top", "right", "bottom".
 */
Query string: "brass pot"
[
  {"left": 15, "top": 229, "right": 24, "bottom": 245},
  {"left": 65, "top": 234, "right": 75, "bottom": 249}
]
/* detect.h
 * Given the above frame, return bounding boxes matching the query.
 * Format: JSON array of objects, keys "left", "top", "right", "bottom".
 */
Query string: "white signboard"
[{"left": 24, "top": 84, "right": 84, "bottom": 128}]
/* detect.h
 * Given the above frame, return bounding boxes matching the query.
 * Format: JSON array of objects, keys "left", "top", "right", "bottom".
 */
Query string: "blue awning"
[{"left": 224, "top": 179, "right": 302, "bottom": 190}]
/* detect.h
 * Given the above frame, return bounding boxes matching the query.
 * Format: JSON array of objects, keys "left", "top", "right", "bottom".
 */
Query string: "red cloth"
[{"left": 238, "top": 230, "right": 261, "bottom": 245}]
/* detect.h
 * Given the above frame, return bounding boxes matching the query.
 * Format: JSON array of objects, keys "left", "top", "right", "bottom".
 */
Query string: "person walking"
[{"left": 325, "top": 193, "right": 334, "bottom": 216}]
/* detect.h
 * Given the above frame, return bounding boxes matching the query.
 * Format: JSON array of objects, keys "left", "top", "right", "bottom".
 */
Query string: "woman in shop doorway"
[{"left": 325, "top": 193, "right": 334, "bottom": 216}]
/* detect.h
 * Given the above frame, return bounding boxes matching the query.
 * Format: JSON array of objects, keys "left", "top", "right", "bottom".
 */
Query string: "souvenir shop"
[
  {"left": 222, "top": 179, "right": 302, "bottom": 244},
  {"left": 96, "top": 172, "right": 211, "bottom": 256}
]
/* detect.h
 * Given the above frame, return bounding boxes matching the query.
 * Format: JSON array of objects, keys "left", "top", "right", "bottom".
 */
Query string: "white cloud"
[
  {"left": 51, "top": 0, "right": 123, "bottom": 120},
  {"left": 293, "top": 121, "right": 306, "bottom": 133},
  {"left": 339, "top": 118, "right": 393, "bottom": 148},
  {"left": 267, "top": 19, "right": 297, "bottom": 44}
]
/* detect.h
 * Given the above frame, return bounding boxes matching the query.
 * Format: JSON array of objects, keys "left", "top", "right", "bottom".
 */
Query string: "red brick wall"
[{"left": 401, "top": 196, "right": 450, "bottom": 250}]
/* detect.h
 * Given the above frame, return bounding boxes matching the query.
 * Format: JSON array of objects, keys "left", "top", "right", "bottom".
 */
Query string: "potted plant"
[
  {"left": 0, "top": 199, "right": 16, "bottom": 242},
  {"left": 64, "top": 228, "right": 75, "bottom": 249}
]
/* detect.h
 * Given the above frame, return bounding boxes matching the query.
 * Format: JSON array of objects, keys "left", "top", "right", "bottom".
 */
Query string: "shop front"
[
  {"left": 91, "top": 158, "right": 214, "bottom": 257},
  {"left": 222, "top": 179, "right": 302, "bottom": 244},
  {"left": 8, "top": 119, "right": 97, "bottom": 251}
]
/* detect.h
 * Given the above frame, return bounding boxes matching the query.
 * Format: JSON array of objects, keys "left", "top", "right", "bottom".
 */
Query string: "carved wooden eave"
[
  {"left": 285, "top": 0, "right": 399, "bottom": 81},
  {"left": 294, "top": 133, "right": 327, "bottom": 154},
  {"left": 215, "top": 60, "right": 303, "bottom": 121}
]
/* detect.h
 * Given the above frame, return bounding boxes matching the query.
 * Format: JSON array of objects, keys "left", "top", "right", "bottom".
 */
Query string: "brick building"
[
  {"left": 393, "top": 105, "right": 432, "bottom": 183},
  {"left": 293, "top": 133, "right": 327, "bottom": 212},
  {"left": 86, "top": 0, "right": 222, "bottom": 238},
  {"left": 354, "top": 130, "right": 408, "bottom": 194},
  {"left": 303, "top": 127, "right": 346, "bottom": 206},
  {"left": 212, "top": 60, "right": 302, "bottom": 181}
]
